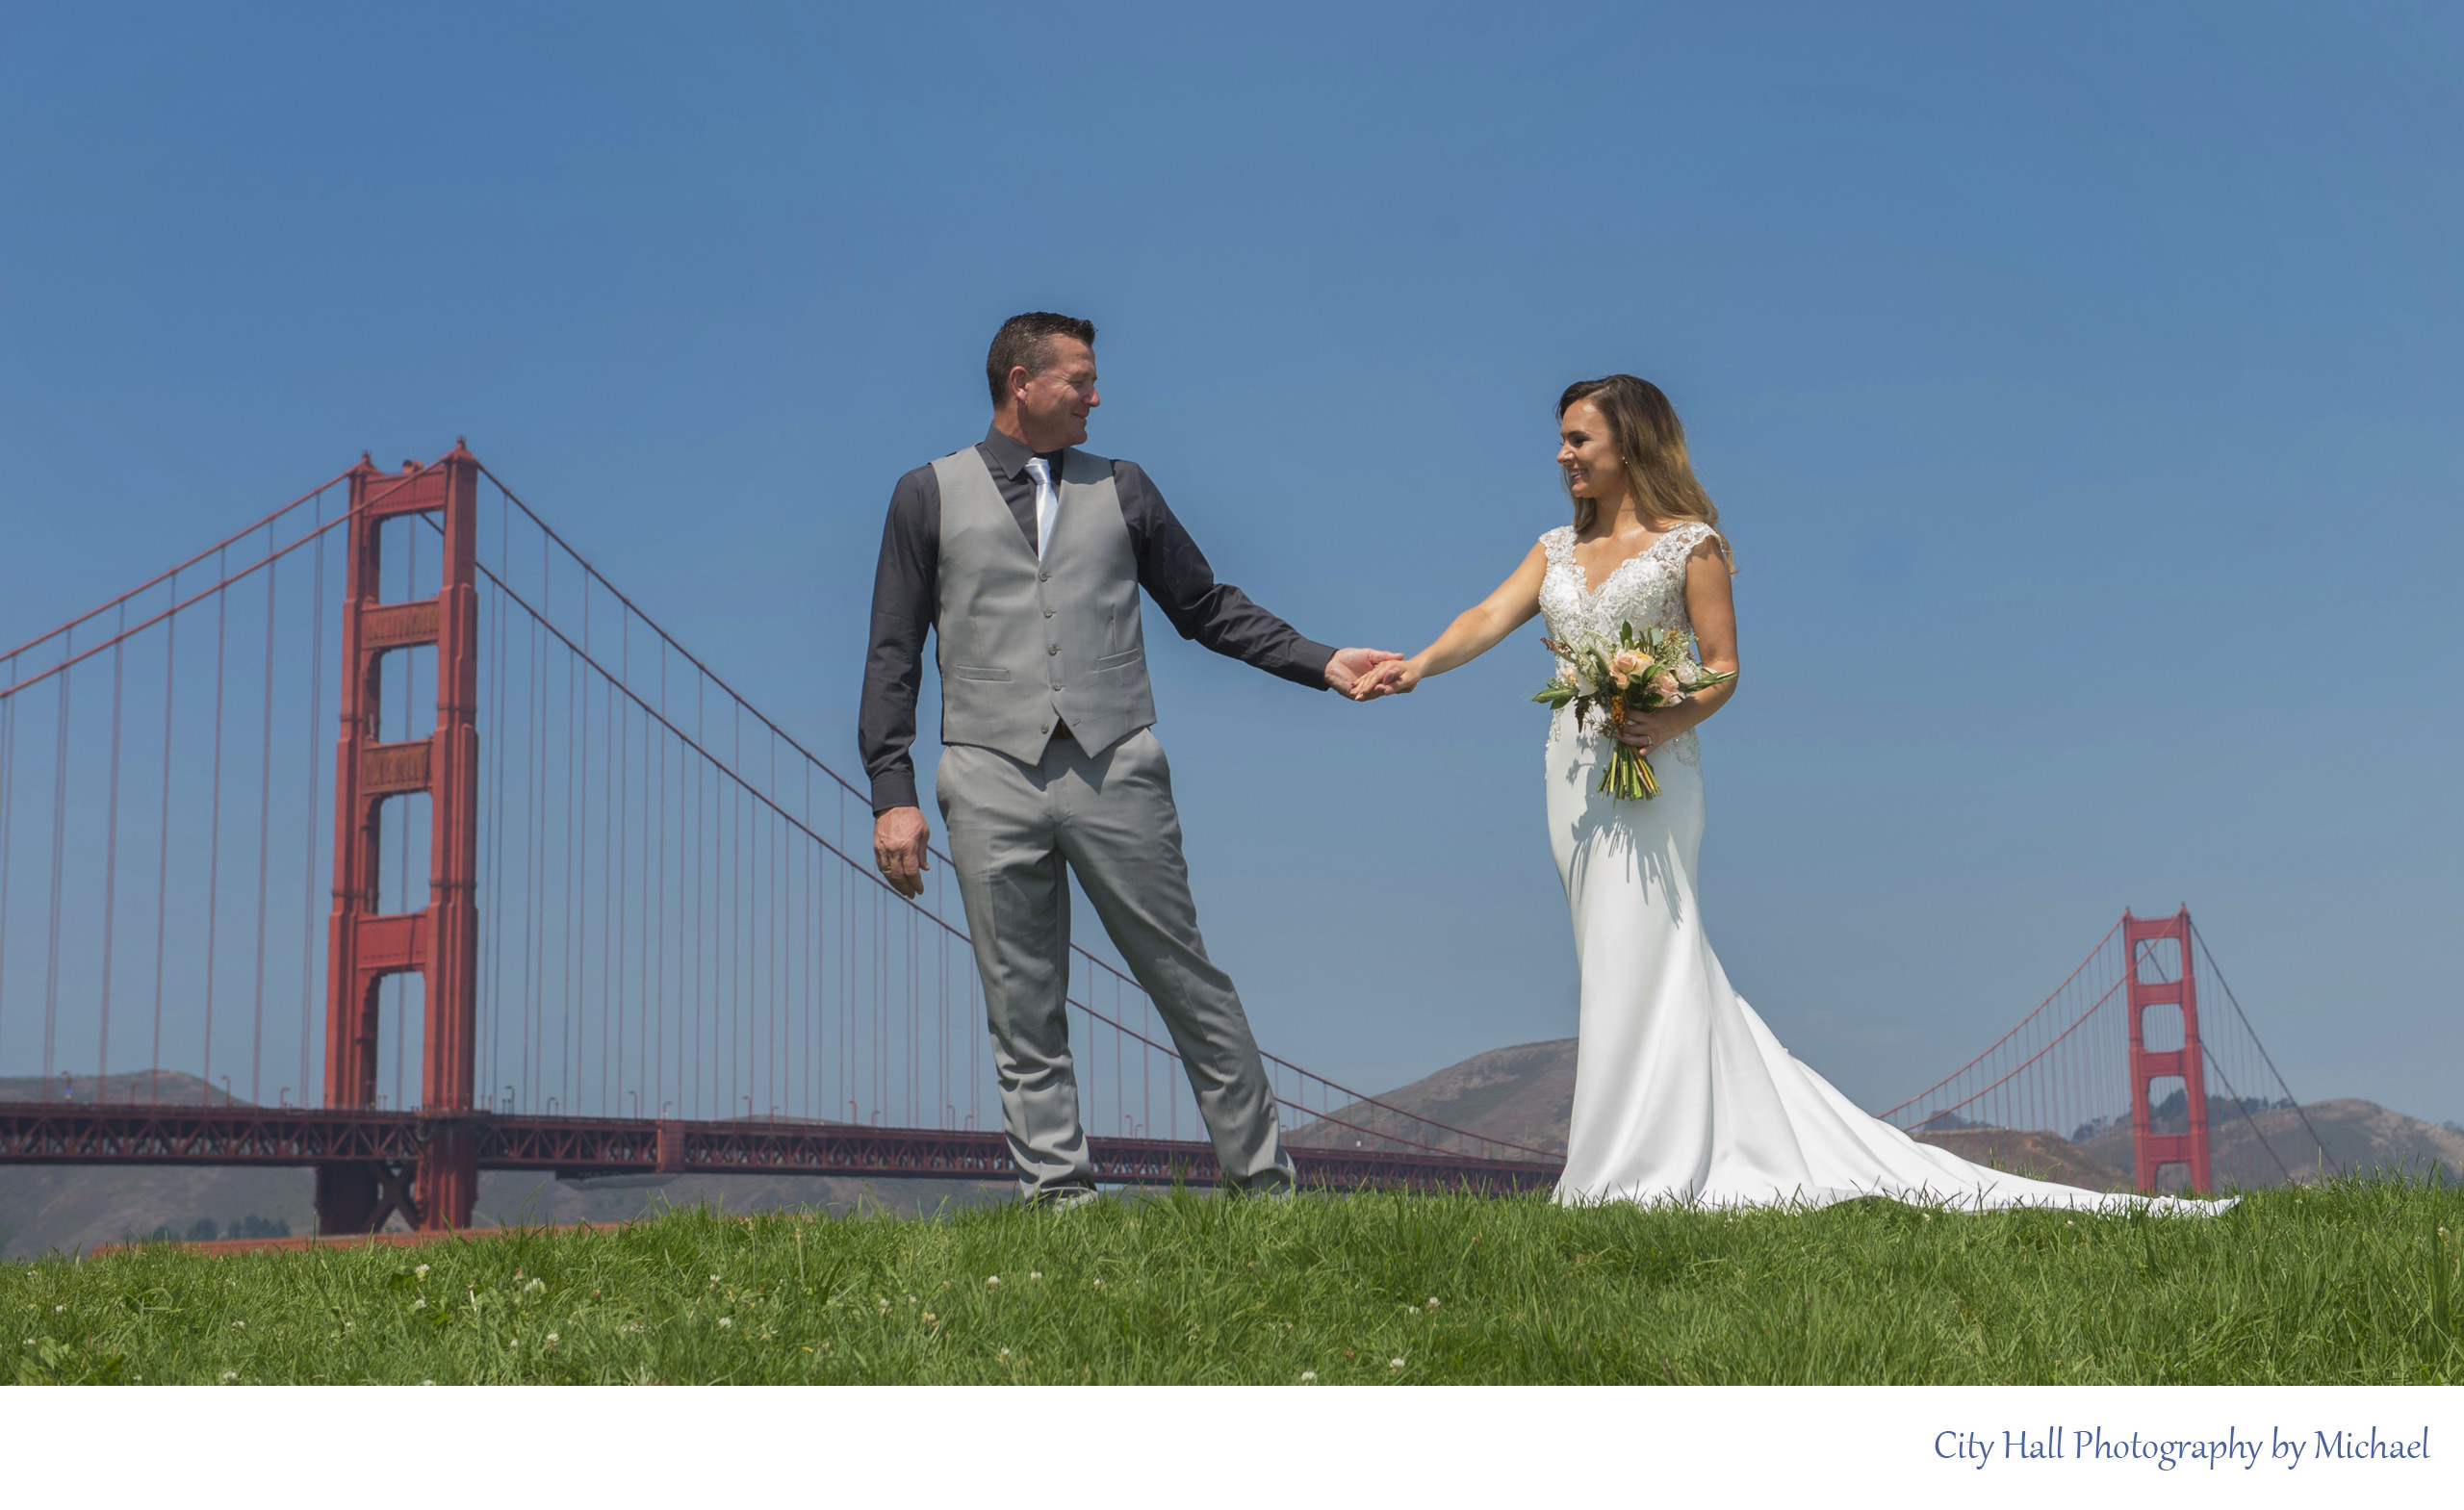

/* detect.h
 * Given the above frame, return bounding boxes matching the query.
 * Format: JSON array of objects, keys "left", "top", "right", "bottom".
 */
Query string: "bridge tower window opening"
[
  {"left": 372, "top": 512, "right": 445, "bottom": 607},
  {"left": 372, "top": 792, "right": 432, "bottom": 916},
  {"left": 373, "top": 646, "right": 439, "bottom": 744},
  {"left": 2139, "top": 1000, "right": 2184, "bottom": 1054},
  {"left": 2134, "top": 934, "right": 2183, "bottom": 985},
  {"left": 372, "top": 970, "right": 426, "bottom": 1113}
]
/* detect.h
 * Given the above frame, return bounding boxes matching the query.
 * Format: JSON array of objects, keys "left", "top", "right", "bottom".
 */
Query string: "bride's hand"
[
  {"left": 1619, "top": 705, "right": 1685, "bottom": 753},
  {"left": 1355, "top": 658, "right": 1421, "bottom": 700}
]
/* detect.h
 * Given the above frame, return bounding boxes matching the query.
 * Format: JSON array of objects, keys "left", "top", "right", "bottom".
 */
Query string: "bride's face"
[{"left": 1557, "top": 400, "right": 1624, "bottom": 502}]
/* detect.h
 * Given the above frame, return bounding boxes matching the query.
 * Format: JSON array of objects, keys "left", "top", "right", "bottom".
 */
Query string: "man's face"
[{"left": 1010, "top": 337, "right": 1100, "bottom": 448}]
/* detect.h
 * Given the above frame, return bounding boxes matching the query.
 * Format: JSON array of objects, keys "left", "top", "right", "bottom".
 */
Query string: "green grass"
[{"left": 8, "top": 1175, "right": 2460, "bottom": 1385}]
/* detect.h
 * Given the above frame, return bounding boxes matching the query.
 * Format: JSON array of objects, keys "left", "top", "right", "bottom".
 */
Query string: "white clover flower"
[
  {"left": 54, "top": 1305, "right": 66, "bottom": 1314},
  {"left": 219, "top": 1370, "right": 239, "bottom": 1383},
  {"left": 422, "top": 1378, "right": 436, "bottom": 1386},
  {"left": 921, "top": 1312, "right": 937, "bottom": 1325},
  {"left": 412, "top": 1298, "right": 427, "bottom": 1311},
  {"left": 1299, "top": 1371, "right": 1318, "bottom": 1383},
  {"left": 1424, "top": 1297, "right": 1441, "bottom": 1312},
  {"left": 717, "top": 1318, "right": 732, "bottom": 1330},
  {"left": 231, "top": 1320, "right": 246, "bottom": 1331},
  {"left": 986, "top": 1275, "right": 1001, "bottom": 1289},
  {"left": 998, "top": 1347, "right": 1012, "bottom": 1359},
  {"left": 1389, "top": 1358, "right": 1406, "bottom": 1371},
  {"left": 1091, "top": 1278, "right": 1105, "bottom": 1289},
  {"left": 1027, "top": 1271, "right": 1042, "bottom": 1281},
  {"left": 522, "top": 1278, "right": 546, "bottom": 1296},
  {"left": 414, "top": 1265, "right": 429, "bottom": 1279},
  {"left": 544, "top": 1334, "right": 558, "bottom": 1348}
]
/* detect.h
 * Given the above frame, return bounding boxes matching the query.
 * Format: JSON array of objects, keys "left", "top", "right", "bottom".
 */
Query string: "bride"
[{"left": 1360, "top": 375, "right": 2225, "bottom": 1214}]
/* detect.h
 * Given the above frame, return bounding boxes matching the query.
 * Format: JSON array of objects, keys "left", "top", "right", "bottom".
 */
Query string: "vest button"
[
  {"left": 1043, "top": 608, "right": 1054, "bottom": 618},
  {"left": 1051, "top": 683, "right": 1063, "bottom": 691},
  {"left": 1040, "top": 723, "right": 1052, "bottom": 734},
  {"left": 1038, "top": 571, "right": 1052, "bottom": 582},
  {"left": 1047, "top": 645, "right": 1059, "bottom": 655}
]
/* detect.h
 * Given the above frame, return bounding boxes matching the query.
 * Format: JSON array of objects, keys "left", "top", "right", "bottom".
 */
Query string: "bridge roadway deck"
[{"left": 0, "top": 1102, "right": 1563, "bottom": 1193}]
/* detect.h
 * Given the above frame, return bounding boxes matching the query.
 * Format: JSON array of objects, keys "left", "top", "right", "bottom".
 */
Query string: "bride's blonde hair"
[{"left": 1557, "top": 375, "right": 1733, "bottom": 571}]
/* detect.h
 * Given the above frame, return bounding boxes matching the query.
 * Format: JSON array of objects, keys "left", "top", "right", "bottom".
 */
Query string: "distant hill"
[
  {"left": 0, "top": 1162, "right": 1005, "bottom": 1261},
  {"left": 0, "top": 1070, "right": 245, "bottom": 1107},
  {"left": 2077, "top": 1098, "right": 2464, "bottom": 1188},
  {"left": 1907, "top": 1130, "right": 2131, "bottom": 1190},
  {"left": 1292, "top": 1039, "right": 1576, "bottom": 1159},
  {"left": 1292, "top": 1039, "right": 2457, "bottom": 1193}
]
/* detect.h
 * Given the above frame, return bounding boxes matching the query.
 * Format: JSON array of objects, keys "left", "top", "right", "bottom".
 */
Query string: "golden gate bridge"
[{"left": 0, "top": 446, "right": 2332, "bottom": 1233}]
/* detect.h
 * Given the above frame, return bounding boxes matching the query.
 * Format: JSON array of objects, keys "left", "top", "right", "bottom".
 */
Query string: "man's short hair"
[{"left": 987, "top": 312, "right": 1097, "bottom": 406}]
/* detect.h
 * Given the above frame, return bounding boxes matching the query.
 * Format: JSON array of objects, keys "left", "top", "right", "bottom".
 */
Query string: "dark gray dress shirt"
[{"left": 860, "top": 425, "right": 1336, "bottom": 813}]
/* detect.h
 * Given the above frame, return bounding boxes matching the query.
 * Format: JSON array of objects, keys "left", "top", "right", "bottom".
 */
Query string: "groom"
[{"left": 860, "top": 312, "right": 1398, "bottom": 1204}]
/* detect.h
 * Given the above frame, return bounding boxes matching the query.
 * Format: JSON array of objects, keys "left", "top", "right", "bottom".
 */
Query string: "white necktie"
[{"left": 1026, "top": 456, "right": 1059, "bottom": 561}]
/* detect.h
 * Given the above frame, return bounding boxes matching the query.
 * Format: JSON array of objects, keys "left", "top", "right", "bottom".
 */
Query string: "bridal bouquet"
[{"left": 1532, "top": 625, "right": 1735, "bottom": 800}]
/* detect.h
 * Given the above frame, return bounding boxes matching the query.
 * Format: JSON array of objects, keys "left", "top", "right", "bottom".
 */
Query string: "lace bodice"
[{"left": 1537, "top": 522, "right": 1717, "bottom": 764}]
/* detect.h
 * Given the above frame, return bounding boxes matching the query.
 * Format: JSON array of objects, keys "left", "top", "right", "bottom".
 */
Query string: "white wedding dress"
[{"left": 1538, "top": 523, "right": 2228, "bottom": 1215}]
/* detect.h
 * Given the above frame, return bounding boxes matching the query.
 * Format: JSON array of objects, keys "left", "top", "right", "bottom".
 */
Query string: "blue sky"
[{"left": 3, "top": 4, "right": 2457, "bottom": 1123}]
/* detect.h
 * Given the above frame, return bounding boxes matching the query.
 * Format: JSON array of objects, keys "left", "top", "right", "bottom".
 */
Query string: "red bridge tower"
[
  {"left": 316, "top": 446, "right": 483, "bottom": 1233},
  {"left": 2124, "top": 907, "right": 2213, "bottom": 1194}
]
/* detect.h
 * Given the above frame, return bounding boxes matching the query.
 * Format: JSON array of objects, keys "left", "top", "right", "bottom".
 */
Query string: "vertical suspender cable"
[
  {"left": 807, "top": 768, "right": 816, "bottom": 1123},
  {"left": 563, "top": 618, "right": 578, "bottom": 1112},
  {"left": 519, "top": 581, "right": 538, "bottom": 1111},
  {"left": 297, "top": 498, "right": 325, "bottom": 1104},
  {"left": 97, "top": 605, "right": 127, "bottom": 1088},
  {"left": 249, "top": 538, "right": 276, "bottom": 1104},
  {"left": 0, "top": 656, "right": 15, "bottom": 1073},
  {"left": 41, "top": 639, "right": 73, "bottom": 1087},
  {"left": 148, "top": 584, "right": 177, "bottom": 1103},
  {"left": 693, "top": 705, "right": 704, "bottom": 1120},
  {"left": 605, "top": 603, "right": 620, "bottom": 1116},
  {"left": 200, "top": 560, "right": 230, "bottom": 1098}
]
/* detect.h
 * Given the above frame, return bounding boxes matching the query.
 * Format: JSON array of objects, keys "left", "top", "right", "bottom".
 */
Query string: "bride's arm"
[
  {"left": 1358, "top": 542, "right": 1548, "bottom": 697},
  {"left": 1619, "top": 537, "right": 1740, "bottom": 753}
]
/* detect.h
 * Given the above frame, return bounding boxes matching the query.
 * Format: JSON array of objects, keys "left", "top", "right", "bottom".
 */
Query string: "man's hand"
[
  {"left": 1323, "top": 647, "right": 1404, "bottom": 700},
  {"left": 873, "top": 806, "right": 931, "bottom": 898},
  {"left": 1354, "top": 657, "right": 1422, "bottom": 699}
]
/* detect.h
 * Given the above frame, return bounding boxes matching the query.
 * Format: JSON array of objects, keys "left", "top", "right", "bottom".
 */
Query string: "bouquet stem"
[{"left": 1599, "top": 744, "right": 1660, "bottom": 801}]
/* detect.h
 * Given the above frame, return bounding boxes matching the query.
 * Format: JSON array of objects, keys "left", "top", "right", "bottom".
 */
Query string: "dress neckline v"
[{"left": 1564, "top": 523, "right": 1698, "bottom": 599}]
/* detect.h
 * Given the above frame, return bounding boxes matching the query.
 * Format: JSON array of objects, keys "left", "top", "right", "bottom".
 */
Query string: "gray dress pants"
[{"left": 936, "top": 728, "right": 1295, "bottom": 1199}]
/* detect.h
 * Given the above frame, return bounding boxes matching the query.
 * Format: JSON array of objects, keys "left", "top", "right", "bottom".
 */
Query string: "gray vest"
[{"left": 933, "top": 447, "right": 1157, "bottom": 762}]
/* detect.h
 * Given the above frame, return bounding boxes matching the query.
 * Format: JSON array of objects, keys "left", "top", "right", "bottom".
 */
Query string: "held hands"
[
  {"left": 872, "top": 806, "right": 931, "bottom": 898},
  {"left": 1323, "top": 647, "right": 1406, "bottom": 701},
  {"left": 1350, "top": 657, "right": 1422, "bottom": 700}
]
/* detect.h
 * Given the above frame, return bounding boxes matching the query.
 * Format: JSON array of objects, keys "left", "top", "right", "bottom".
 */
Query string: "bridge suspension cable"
[{"left": 0, "top": 448, "right": 1550, "bottom": 1214}]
